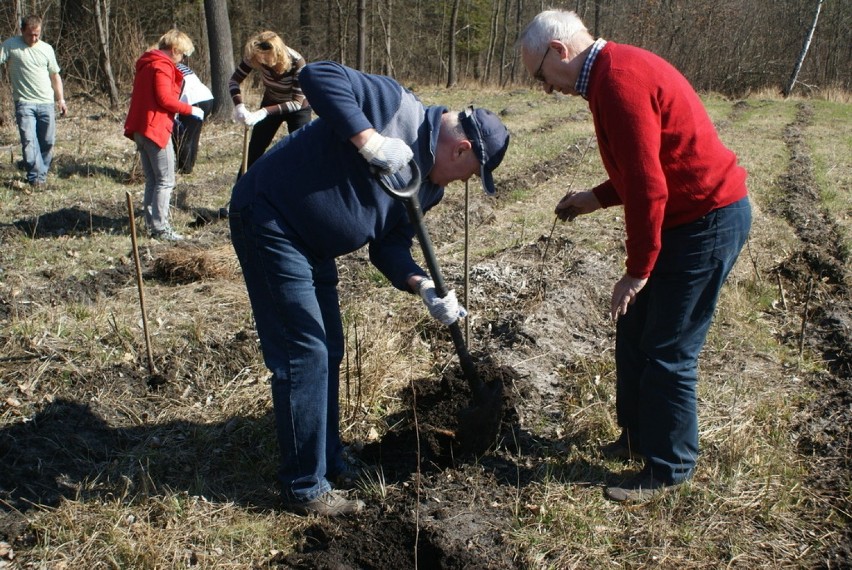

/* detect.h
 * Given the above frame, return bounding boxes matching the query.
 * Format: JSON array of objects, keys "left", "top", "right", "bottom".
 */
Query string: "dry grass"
[{"left": 152, "top": 245, "right": 240, "bottom": 283}]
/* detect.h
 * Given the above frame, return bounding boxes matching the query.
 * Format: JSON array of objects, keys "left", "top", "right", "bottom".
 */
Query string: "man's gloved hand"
[
  {"left": 233, "top": 103, "right": 248, "bottom": 124},
  {"left": 358, "top": 132, "right": 413, "bottom": 174},
  {"left": 417, "top": 279, "right": 467, "bottom": 326},
  {"left": 245, "top": 109, "right": 268, "bottom": 127},
  {"left": 190, "top": 106, "right": 205, "bottom": 121}
]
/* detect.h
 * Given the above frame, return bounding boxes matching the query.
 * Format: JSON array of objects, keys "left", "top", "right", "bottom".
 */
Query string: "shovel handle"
[{"left": 376, "top": 164, "right": 483, "bottom": 393}]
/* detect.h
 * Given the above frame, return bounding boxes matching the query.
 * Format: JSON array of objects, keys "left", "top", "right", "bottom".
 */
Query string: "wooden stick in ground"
[
  {"left": 240, "top": 125, "right": 250, "bottom": 176},
  {"left": 464, "top": 179, "right": 470, "bottom": 346},
  {"left": 126, "top": 191, "right": 157, "bottom": 377}
]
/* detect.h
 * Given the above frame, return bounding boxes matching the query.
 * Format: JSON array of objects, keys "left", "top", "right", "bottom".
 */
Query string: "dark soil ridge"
[{"left": 777, "top": 102, "right": 851, "bottom": 565}]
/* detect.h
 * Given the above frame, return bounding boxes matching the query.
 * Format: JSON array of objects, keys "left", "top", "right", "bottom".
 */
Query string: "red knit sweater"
[{"left": 588, "top": 42, "right": 748, "bottom": 278}]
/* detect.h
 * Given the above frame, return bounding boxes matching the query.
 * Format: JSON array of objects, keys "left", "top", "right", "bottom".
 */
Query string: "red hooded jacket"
[{"left": 123, "top": 50, "right": 193, "bottom": 148}]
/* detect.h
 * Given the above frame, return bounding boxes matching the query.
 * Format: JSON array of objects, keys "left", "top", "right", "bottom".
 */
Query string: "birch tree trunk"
[
  {"left": 783, "top": 0, "right": 824, "bottom": 97},
  {"left": 93, "top": 0, "right": 119, "bottom": 108}
]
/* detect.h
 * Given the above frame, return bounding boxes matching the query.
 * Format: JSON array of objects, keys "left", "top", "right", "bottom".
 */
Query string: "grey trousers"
[{"left": 134, "top": 132, "right": 176, "bottom": 232}]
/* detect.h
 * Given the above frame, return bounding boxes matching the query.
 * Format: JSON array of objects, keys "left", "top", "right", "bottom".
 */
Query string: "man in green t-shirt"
[{"left": 0, "top": 15, "right": 67, "bottom": 188}]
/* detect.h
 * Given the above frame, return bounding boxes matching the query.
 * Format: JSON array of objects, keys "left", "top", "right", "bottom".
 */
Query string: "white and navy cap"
[{"left": 459, "top": 106, "right": 510, "bottom": 195}]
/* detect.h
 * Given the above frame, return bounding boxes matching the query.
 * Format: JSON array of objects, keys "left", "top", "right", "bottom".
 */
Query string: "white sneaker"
[{"left": 150, "top": 227, "right": 184, "bottom": 241}]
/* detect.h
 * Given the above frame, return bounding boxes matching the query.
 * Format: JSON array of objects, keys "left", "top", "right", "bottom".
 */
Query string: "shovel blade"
[{"left": 456, "top": 378, "right": 504, "bottom": 454}]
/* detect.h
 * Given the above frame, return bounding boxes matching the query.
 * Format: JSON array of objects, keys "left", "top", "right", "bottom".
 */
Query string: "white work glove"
[
  {"left": 417, "top": 279, "right": 467, "bottom": 326},
  {"left": 245, "top": 109, "right": 268, "bottom": 127},
  {"left": 190, "top": 106, "right": 205, "bottom": 121},
  {"left": 233, "top": 103, "right": 248, "bottom": 124},
  {"left": 358, "top": 132, "right": 413, "bottom": 175}
]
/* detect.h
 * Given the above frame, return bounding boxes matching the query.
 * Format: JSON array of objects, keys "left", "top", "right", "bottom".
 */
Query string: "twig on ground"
[
  {"left": 777, "top": 273, "right": 788, "bottom": 311},
  {"left": 798, "top": 276, "right": 814, "bottom": 364},
  {"left": 747, "top": 238, "right": 763, "bottom": 283}
]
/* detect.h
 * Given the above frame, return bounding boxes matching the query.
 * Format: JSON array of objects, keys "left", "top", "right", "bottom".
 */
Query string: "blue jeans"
[
  {"left": 615, "top": 196, "right": 752, "bottom": 484},
  {"left": 15, "top": 102, "right": 55, "bottom": 184},
  {"left": 229, "top": 207, "right": 346, "bottom": 502}
]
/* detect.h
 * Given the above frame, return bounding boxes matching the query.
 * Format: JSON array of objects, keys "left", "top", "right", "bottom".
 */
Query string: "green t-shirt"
[{"left": 0, "top": 36, "right": 61, "bottom": 104}]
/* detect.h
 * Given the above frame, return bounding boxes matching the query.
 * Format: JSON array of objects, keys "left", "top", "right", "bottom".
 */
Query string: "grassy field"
[{"left": 0, "top": 86, "right": 849, "bottom": 568}]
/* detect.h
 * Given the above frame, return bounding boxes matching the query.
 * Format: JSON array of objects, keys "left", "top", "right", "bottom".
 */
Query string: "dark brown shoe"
[
  {"left": 605, "top": 467, "right": 680, "bottom": 503},
  {"left": 599, "top": 432, "right": 644, "bottom": 462},
  {"left": 283, "top": 490, "right": 365, "bottom": 517}
]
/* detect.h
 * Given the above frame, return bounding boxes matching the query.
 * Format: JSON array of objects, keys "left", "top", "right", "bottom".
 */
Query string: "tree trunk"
[
  {"left": 594, "top": 0, "right": 601, "bottom": 38},
  {"left": 484, "top": 0, "right": 500, "bottom": 83},
  {"left": 93, "top": 0, "right": 119, "bottom": 108},
  {"left": 446, "top": 0, "right": 460, "bottom": 87},
  {"left": 203, "top": 0, "right": 235, "bottom": 117},
  {"left": 356, "top": 0, "right": 367, "bottom": 70},
  {"left": 300, "top": 0, "right": 312, "bottom": 53},
  {"left": 784, "top": 0, "right": 823, "bottom": 97},
  {"left": 377, "top": 0, "right": 394, "bottom": 76}
]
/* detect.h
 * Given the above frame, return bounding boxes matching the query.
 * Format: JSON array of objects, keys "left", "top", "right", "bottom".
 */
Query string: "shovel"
[{"left": 376, "top": 162, "right": 503, "bottom": 453}]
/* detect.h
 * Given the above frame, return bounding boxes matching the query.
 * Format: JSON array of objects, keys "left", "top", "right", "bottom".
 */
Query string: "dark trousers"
[
  {"left": 615, "top": 196, "right": 752, "bottom": 484},
  {"left": 242, "top": 107, "right": 312, "bottom": 175},
  {"left": 172, "top": 99, "right": 214, "bottom": 174}
]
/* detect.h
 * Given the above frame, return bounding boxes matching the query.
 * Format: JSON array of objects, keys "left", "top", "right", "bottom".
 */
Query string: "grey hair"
[{"left": 518, "top": 10, "right": 590, "bottom": 53}]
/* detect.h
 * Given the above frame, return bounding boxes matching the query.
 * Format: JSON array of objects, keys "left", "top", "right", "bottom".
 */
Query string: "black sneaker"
[
  {"left": 599, "top": 431, "right": 644, "bottom": 462},
  {"left": 604, "top": 466, "right": 679, "bottom": 503},
  {"left": 283, "top": 490, "right": 365, "bottom": 517}
]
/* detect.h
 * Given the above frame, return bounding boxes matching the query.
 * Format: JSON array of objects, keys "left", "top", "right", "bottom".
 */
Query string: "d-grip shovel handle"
[{"left": 376, "top": 162, "right": 484, "bottom": 394}]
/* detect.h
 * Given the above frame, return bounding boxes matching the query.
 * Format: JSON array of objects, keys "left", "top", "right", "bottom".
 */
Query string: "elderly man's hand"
[
  {"left": 611, "top": 274, "right": 648, "bottom": 320},
  {"left": 417, "top": 279, "right": 468, "bottom": 326},
  {"left": 555, "top": 190, "right": 601, "bottom": 221}
]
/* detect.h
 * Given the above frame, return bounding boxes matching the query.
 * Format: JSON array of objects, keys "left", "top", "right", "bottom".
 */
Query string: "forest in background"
[{"left": 0, "top": 0, "right": 849, "bottom": 111}]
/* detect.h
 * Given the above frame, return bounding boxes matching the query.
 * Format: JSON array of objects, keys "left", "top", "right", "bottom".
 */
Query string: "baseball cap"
[{"left": 459, "top": 106, "right": 510, "bottom": 195}]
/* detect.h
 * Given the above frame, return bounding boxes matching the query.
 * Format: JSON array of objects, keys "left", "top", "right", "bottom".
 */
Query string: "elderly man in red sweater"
[{"left": 519, "top": 10, "right": 752, "bottom": 502}]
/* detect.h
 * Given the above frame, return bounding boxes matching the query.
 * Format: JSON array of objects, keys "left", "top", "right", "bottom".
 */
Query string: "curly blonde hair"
[{"left": 244, "top": 31, "right": 291, "bottom": 74}]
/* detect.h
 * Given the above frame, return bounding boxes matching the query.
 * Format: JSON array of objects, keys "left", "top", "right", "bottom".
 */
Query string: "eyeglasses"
[{"left": 533, "top": 47, "right": 550, "bottom": 82}]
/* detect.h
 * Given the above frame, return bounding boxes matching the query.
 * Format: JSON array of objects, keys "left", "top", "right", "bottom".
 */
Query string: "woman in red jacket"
[{"left": 124, "top": 30, "right": 203, "bottom": 241}]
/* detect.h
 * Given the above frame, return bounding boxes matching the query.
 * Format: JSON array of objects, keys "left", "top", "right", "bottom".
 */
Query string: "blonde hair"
[
  {"left": 158, "top": 29, "right": 195, "bottom": 57},
  {"left": 244, "top": 31, "right": 291, "bottom": 74}
]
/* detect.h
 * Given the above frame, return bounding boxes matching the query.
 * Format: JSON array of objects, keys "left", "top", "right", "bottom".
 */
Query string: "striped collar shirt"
[{"left": 575, "top": 38, "right": 607, "bottom": 99}]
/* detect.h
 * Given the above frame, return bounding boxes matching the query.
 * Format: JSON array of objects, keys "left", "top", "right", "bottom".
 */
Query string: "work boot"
[
  {"left": 599, "top": 430, "right": 644, "bottom": 462},
  {"left": 283, "top": 490, "right": 365, "bottom": 517},
  {"left": 604, "top": 466, "right": 681, "bottom": 503}
]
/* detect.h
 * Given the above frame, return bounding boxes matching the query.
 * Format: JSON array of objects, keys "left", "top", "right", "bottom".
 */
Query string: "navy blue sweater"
[{"left": 230, "top": 61, "right": 446, "bottom": 291}]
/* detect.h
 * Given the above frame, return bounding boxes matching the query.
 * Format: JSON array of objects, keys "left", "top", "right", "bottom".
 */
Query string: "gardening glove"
[
  {"left": 245, "top": 109, "right": 268, "bottom": 127},
  {"left": 190, "top": 106, "right": 205, "bottom": 121},
  {"left": 233, "top": 103, "right": 249, "bottom": 124},
  {"left": 417, "top": 279, "right": 467, "bottom": 326},
  {"left": 358, "top": 132, "right": 413, "bottom": 175}
]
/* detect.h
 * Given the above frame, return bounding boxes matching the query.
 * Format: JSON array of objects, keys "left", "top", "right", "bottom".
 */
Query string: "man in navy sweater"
[{"left": 229, "top": 61, "right": 510, "bottom": 516}]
